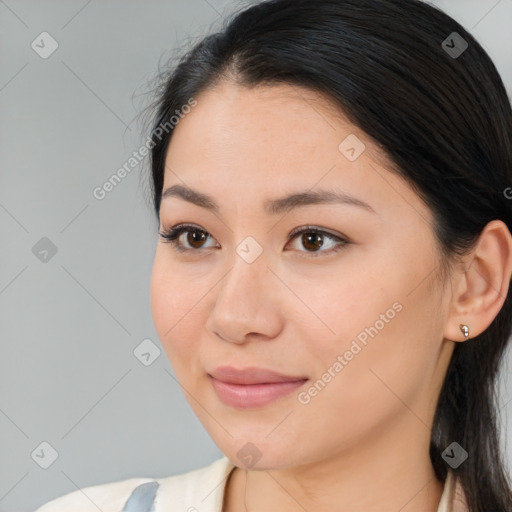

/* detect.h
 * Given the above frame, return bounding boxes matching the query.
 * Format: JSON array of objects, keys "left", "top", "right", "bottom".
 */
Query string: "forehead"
[
  {"left": 177, "top": 82, "right": 360, "bottom": 139},
  {"left": 161, "top": 80, "right": 429, "bottom": 223},
  {"left": 166, "top": 80, "right": 389, "bottom": 173}
]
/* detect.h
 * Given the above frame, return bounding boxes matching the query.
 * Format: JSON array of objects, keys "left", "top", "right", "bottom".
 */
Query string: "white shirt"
[{"left": 34, "top": 456, "right": 469, "bottom": 512}]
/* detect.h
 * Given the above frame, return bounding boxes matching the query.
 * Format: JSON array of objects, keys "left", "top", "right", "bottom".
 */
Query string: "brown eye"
[
  {"left": 287, "top": 226, "right": 349, "bottom": 258},
  {"left": 300, "top": 232, "right": 325, "bottom": 252},
  {"left": 159, "top": 224, "right": 217, "bottom": 252},
  {"left": 160, "top": 223, "right": 349, "bottom": 258},
  {"left": 186, "top": 229, "right": 208, "bottom": 249}
]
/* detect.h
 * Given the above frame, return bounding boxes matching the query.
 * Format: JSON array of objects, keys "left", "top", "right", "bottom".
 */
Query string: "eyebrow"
[{"left": 161, "top": 184, "right": 376, "bottom": 216}]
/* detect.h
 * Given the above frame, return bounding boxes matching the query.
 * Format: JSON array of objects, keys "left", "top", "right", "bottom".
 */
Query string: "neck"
[{"left": 226, "top": 417, "right": 444, "bottom": 512}]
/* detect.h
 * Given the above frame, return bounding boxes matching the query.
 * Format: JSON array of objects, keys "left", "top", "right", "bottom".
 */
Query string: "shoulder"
[
  {"left": 34, "top": 456, "right": 236, "bottom": 512},
  {"left": 33, "top": 477, "right": 158, "bottom": 512},
  {"left": 156, "top": 455, "right": 235, "bottom": 510}
]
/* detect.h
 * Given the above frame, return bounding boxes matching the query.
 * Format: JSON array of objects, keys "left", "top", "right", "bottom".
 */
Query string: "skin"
[{"left": 150, "top": 80, "right": 512, "bottom": 512}]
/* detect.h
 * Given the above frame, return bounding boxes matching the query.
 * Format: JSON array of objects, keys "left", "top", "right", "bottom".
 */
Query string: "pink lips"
[{"left": 208, "top": 366, "right": 308, "bottom": 408}]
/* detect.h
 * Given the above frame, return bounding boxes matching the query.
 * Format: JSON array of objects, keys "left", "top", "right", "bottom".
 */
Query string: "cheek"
[
  {"left": 150, "top": 251, "right": 204, "bottom": 368},
  {"left": 303, "top": 277, "right": 441, "bottom": 435},
  {"left": 150, "top": 253, "right": 175, "bottom": 338},
  {"left": 297, "top": 249, "right": 440, "bottom": 393}
]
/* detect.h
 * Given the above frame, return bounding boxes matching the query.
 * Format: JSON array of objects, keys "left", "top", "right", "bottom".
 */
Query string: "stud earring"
[{"left": 459, "top": 324, "right": 469, "bottom": 340}]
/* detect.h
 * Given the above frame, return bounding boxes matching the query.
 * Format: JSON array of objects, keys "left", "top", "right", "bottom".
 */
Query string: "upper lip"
[{"left": 208, "top": 365, "right": 308, "bottom": 385}]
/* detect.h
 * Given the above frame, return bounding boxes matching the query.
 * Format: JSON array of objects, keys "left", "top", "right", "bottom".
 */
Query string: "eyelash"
[{"left": 158, "top": 223, "right": 350, "bottom": 258}]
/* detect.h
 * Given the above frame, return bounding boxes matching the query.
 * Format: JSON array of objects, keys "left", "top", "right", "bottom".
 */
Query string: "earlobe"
[
  {"left": 459, "top": 323, "right": 470, "bottom": 340},
  {"left": 444, "top": 220, "right": 512, "bottom": 343}
]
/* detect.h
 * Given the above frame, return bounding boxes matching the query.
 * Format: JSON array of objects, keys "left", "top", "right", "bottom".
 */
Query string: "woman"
[{"left": 35, "top": 0, "right": 512, "bottom": 510}]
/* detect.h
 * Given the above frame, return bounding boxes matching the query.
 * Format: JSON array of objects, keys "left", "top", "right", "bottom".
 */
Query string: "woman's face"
[{"left": 150, "top": 81, "right": 455, "bottom": 469}]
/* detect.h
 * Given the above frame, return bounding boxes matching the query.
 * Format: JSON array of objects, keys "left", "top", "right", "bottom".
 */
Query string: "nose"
[{"left": 205, "top": 250, "right": 284, "bottom": 344}]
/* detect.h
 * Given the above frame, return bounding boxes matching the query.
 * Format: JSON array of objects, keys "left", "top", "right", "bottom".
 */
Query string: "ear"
[{"left": 444, "top": 220, "right": 512, "bottom": 343}]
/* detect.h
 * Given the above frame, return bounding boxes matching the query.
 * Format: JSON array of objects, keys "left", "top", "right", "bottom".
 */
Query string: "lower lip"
[{"left": 209, "top": 376, "right": 308, "bottom": 408}]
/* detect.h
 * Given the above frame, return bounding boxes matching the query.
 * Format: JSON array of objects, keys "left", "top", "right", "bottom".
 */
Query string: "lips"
[
  {"left": 207, "top": 365, "right": 309, "bottom": 408},
  {"left": 208, "top": 365, "right": 307, "bottom": 384}
]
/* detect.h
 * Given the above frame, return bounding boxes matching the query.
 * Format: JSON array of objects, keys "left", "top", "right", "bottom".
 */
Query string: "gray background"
[{"left": 1, "top": 1, "right": 511, "bottom": 511}]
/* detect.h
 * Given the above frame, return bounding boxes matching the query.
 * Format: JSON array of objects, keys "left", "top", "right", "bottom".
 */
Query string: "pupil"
[
  {"left": 188, "top": 230, "right": 206, "bottom": 248},
  {"left": 303, "top": 232, "right": 323, "bottom": 251}
]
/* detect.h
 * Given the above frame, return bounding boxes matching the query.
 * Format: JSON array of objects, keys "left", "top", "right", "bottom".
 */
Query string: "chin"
[{"left": 219, "top": 436, "right": 305, "bottom": 470}]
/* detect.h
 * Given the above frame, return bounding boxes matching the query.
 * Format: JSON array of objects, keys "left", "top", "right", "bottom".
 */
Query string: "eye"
[
  {"left": 159, "top": 223, "right": 350, "bottom": 257},
  {"left": 286, "top": 225, "right": 349, "bottom": 258},
  {"left": 159, "top": 223, "right": 218, "bottom": 252}
]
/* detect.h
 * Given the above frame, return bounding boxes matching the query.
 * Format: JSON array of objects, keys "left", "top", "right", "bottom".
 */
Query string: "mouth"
[{"left": 207, "top": 365, "right": 309, "bottom": 408}]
